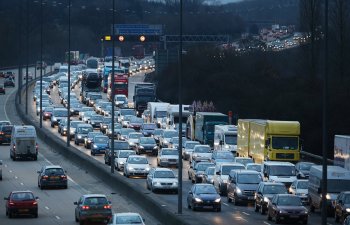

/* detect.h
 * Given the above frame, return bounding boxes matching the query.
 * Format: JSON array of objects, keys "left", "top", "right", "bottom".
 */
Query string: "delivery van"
[{"left": 10, "top": 125, "right": 38, "bottom": 161}]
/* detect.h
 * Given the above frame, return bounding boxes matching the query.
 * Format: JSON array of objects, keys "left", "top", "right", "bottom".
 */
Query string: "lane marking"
[
  {"left": 223, "top": 203, "right": 229, "bottom": 206},
  {"left": 45, "top": 206, "right": 50, "bottom": 210},
  {"left": 55, "top": 216, "right": 60, "bottom": 220},
  {"left": 4, "top": 164, "right": 7, "bottom": 167},
  {"left": 9, "top": 170, "right": 12, "bottom": 173},
  {"left": 4, "top": 88, "right": 17, "bottom": 121},
  {"left": 263, "top": 222, "right": 271, "bottom": 225},
  {"left": 20, "top": 182, "right": 24, "bottom": 186},
  {"left": 242, "top": 212, "right": 250, "bottom": 216},
  {"left": 14, "top": 176, "right": 18, "bottom": 179}
]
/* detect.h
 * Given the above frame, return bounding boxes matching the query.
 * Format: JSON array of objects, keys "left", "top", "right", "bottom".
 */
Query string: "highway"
[
  {"left": 12, "top": 67, "right": 339, "bottom": 225},
  {"left": 0, "top": 68, "right": 161, "bottom": 225}
]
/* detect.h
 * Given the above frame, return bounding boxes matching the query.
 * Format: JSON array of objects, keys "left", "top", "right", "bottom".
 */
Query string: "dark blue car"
[{"left": 91, "top": 135, "right": 109, "bottom": 156}]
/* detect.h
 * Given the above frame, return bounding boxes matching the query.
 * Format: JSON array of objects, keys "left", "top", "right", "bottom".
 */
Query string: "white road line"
[
  {"left": 263, "top": 222, "right": 271, "bottom": 225},
  {"left": 45, "top": 206, "right": 50, "bottom": 210},
  {"left": 328, "top": 223, "right": 333, "bottom": 225},
  {"left": 20, "top": 182, "right": 24, "bottom": 186},
  {"left": 9, "top": 170, "right": 12, "bottom": 173},
  {"left": 4, "top": 164, "right": 7, "bottom": 167},
  {"left": 4, "top": 88, "right": 17, "bottom": 121},
  {"left": 14, "top": 176, "right": 18, "bottom": 179},
  {"left": 55, "top": 216, "right": 60, "bottom": 220},
  {"left": 223, "top": 203, "right": 229, "bottom": 206},
  {"left": 161, "top": 205, "right": 166, "bottom": 207},
  {"left": 242, "top": 212, "right": 250, "bottom": 216}
]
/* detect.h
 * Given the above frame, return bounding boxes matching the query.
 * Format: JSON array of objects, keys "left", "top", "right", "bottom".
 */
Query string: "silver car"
[
  {"left": 157, "top": 148, "right": 179, "bottom": 167},
  {"left": 123, "top": 155, "right": 150, "bottom": 178},
  {"left": 191, "top": 145, "right": 212, "bottom": 162},
  {"left": 146, "top": 168, "right": 178, "bottom": 193},
  {"left": 182, "top": 141, "right": 200, "bottom": 160},
  {"left": 115, "top": 150, "right": 136, "bottom": 171}
]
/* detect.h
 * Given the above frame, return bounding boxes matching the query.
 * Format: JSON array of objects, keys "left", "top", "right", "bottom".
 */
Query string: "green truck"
[{"left": 186, "top": 112, "right": 228, "bottom": 147}]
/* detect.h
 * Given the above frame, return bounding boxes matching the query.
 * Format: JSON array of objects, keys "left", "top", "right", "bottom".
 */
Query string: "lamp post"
[
  {"left": 18, "top": 3, "right": 22, "bottom": 105},
  {"left": 177, "top": 0, "right": 183, "bottom": 215},
  {"left": 110, "top": 0, "right": 116, "bottom": 174},
  {"left": 101, "top": 38, "right": 104, "bottom": 58},
  {"left": 39, "top": 0, "right": 43, "bottom": 128},
  {"left": 25, "top": 0, "right": 29, "bottom": 115},
  {"left": 67, "top": 0, "right": 71, "bottom": 146}
]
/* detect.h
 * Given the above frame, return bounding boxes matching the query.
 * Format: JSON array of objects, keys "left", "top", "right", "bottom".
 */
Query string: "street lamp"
[
  {"left": 67, "top": 0, "right": 71, "bottom": 146},
  {"left": 101, "top": 38, "right": 104, "bottom": 58},
  {"left": 39, "top": 0, "right": 43, "bottom": 128},
  {"left": 110, "top": 0, "right": 116, "bottom": 174}
]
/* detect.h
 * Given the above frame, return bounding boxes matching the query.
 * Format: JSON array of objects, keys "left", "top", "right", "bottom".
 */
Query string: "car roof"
[
  {"left": 83, "top": 194, "right": 107, "bottom": 198},
  {"left": 153, "top": 168, "right": 173, "bottom": 172},
  {"left": 43, "top": 165, "right": 63, "bottom": 169},
  {"left": 263, "top": 161, "right": 295, "bottom": 166},
  {"left": 260, "top": 181, "right": 286, "bottom": 186},
  {"left": 232, "top": 170, "right": 260, "bottom": 174},
  {"left": 114, "top": 212, "right": 142, "bottom": 217},
  {"left": 11, "top": 190, "right": 34, "bottom": 194}
]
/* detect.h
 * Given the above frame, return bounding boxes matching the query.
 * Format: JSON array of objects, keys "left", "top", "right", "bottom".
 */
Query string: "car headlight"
[
  {"left": 222, "top": 179, "right": 228, "bottom": 184},
  {"left": 145, "top": 167, "right": 150, "bottom": 171},
  {"left": 63, "top": 128, "right": 67, "bottom": 131},
  {"left": 88, "top": 140, "right": 92, "bottom": 143},
  {"left": 120, "top": 161, "right": 124, "bottom": 165},
  {"left": 77, "top": 135, "right": 82, "bottom": 139},
  {"left": 103, "top": 125, "right": 107, "bottom": 128},
  {"left": 129, "top": 142, "right": 134, "bottom": 146},
  {"left": 193, "top": 154, "right": 198, "bottom": 157},
  {"left": 163, "top": 140, "right": 168, "bottom": 144},
  {"left": 279, "top": 209, "right": 287, "bottom": 214},
  {"left": 70, "top": 109, "right": 74, "bottom": 112},
  {"left": 264, "top": 197, "right": 270, "bottom": 202},
  {"left": 93, "top": 144, "right": 98, "bottom": 149},
  {"left": 153, "top": 146, "right": 158, "bottom": 149},
  {"left": 194, "top": 198, "right": 203, "bottom": 203},
  {"left": 128, "top": 166, "right": 134, "bottom": 171},
  {"left": 214, "top": 198, "right": 221, "bottom": 203},
  {"left": 303, "top": 210, "right": 309, "bottom": 214},
  {"left": 53, "top": 117, "right": 57, "bottom": 121},
  {"left": 139, "top": 146, "right": 144, "bottom": 149},
  {"left": 325, "top": 194, "right": 331, "bottom": 200},
  {"left": 224, "top": 144, "right": 230, "bottom": 149},
  {"left": 173, "top": 182, "right": 178, "bottom": 186},
  {"left": 236, "top": 187, "right": 242, "bottom": 194},
  {"left": 153, "top": 182, "right": 161, "bottom": 186}
]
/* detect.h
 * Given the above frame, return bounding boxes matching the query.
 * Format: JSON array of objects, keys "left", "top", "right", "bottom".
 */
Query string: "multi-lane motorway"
[
  {"left": 0, "top": 67, "right": 339, "bottom": 225},
  {"left": 0, "top": 68, "right": 160, "bottom": 225}
]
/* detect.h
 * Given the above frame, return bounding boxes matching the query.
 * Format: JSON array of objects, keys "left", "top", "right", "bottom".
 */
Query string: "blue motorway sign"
[{"left": 112, "top": 24, "right": 163, "bottom": 35}]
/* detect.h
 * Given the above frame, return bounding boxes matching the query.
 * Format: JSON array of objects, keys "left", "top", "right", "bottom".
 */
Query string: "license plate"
[
  {"left": 19, "top": 209, "right": 29, "bottom": 212},
  {"left": 50, "top": 176, "right": 59, "bottom": 180},
  {"left": 290, "top": 215, "right": 299, "bottom": 218}
]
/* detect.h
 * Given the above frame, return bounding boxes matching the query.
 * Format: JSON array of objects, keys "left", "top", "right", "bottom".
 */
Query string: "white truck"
[
  {"left": 10, "top": 125, "right": 38, "bottom": 161},
  {"left": 334, "top": 135, "right": 350, "bottom": 170},
  {"left": 214, "top": 125, "right": 238, "bottom": 154},
  {"left": 147, "top": 102, "right": 169, "bottom": 128},
  {"left": 166, "top": 104, "right": 191, "bottom": 130}
]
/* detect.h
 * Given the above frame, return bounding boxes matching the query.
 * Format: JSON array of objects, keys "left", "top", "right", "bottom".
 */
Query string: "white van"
[
  {"left": 262, "top": 161, "right": 297, "bottom": 188},
  {"left": 214, "top": 125, "right": 238, "bottom": 154},
  {"left": 308, "top": 165, "right": 350, "bottom": 216},
  {"left": 10, "top": 125, "right": 38, "bottom": 161}
]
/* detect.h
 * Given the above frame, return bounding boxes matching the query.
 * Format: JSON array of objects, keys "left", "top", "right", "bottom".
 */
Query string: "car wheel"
[
  {"left": 233, "top": 194, "right": 239, "bottom": 206},
  {"left": 335, "top": 212, "right": 339, "bottom": 222},
  {"left": 13, "top": 153, "right": 16, "bottom": 161},
  {"left": 254, "top": 202, "right": 259, "bottom": 212},
  {"left": 275, "top": 215, "right": 281, "bottom": 224},
  {"left": 51, "top": 123, "right": 54, "bottom": 128},
  {"left": 302, "top": 219, "right": 308, "bottom": 225},
  {"left": 79, "top": 219, "right": 84, "bottom": 225},
  {"left": 260, "top": 204, "right": 265, "bottom": 215},
  {"left": 33, "top": 155, "right": 37, "bottom": 161},
  {"left": 267, "top": 212, "right": 272, "bottom": 221},
  {"left": 34, "top": 212, "right": 38, "bottom": 218},
  {"left": 9, "top": 211, "right": 13, "bottom": 218},
  {"left": 309, "top": 201, "right": 315, "bottom": 213},
  {"left": 64, "top": 185, "right": 68, "bottom": 189},
  {"left": 227, "top": 196, "right": 232, "bottom": 203},
  {"left": 216, "top": 207, "right": 221, "bottom": 212},
  {"left": 75, "top": 140, "right": 78, "bottom": 145},
  {"left": 91, "top": 151, "right": 95, "bottom": 156}
]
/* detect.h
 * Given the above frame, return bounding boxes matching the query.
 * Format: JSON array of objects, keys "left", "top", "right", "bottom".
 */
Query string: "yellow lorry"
[{"left": 237, "top": 119, "right": 300, "bottom": 163}]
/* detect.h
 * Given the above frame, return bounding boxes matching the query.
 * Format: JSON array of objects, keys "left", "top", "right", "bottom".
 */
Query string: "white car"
[
  {"left": 233, "top": 157, "right": 254, "bottom": 166},
  {"left": 123, "top": 155, "right": 150, "bottom": 178},
  {"left": 157, "top": 148, "right": 179, "bottom": 167},
  {"left": 182, "top": 141, "right": 200, "bottom": 160},
  {"left": 146, "top": 168, "right": 178, "bottom": 193},
  {"left": 115, "top": 150, "right": 136, "bottom": 171},
  {"left": 191, "top": 145, "right": 212, "bottom": 162},
  {"left": 127, "top": 132, "right": 143, "bottom": 149},
  {"left": 213, "top": 163, "right": 245, "bottom": 195},
  {"left": 115, "top": 94, "right": 128, "bottom": 108},
  {"left": 289, "top": 179, "right": 309, "bottom": 205},
  {"left": 109, "top": 212, "right": 145, "bottom": 225}
]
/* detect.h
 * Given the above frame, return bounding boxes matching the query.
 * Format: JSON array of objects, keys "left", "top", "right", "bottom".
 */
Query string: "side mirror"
[
  {"left": 35, "top": 197, "right": 39, "bottom": 199},
  {"left": 272, "top": 203, "right": 276, "bottom": 206},
  {"left": 74, "top": 202, "right": 78, "bottom": 205},
  {"left": 264, "top": 172, "right": 268, "bottom": 177},
  {"left": 142, "top": 218, "right": 145, "bottom": 222}
]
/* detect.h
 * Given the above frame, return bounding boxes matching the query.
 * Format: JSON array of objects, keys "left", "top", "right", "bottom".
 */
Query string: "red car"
[
  {"left": 42, "top": 107, "right": 54, "bottom": 120},
  {"left": 4, "top": 191, "right": 39, "bottom": 218}
]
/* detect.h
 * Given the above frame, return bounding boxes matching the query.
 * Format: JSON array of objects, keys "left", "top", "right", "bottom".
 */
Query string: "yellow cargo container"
[{"left": 237, "top": 119, "right": 300, "bottom": 163}]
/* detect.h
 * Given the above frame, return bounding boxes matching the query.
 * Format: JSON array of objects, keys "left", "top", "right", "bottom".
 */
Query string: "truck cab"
[
  {"left": 262, "top": 161, "right": 297, "bottom": 188},
  {"left": 214, "top": 125, "right": 238, "bottom": 154}
]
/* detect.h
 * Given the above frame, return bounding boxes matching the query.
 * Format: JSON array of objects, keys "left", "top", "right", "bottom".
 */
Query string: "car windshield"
[
  {"left": 115, "top": 215, "right": 142, "bottom": 224},
  {"left": 222, "top": 165, "right": 245, "bottom": 175},
  {"left": 272, "top": 137, "right": 299, "bottom": 150},
  {"left": 277, "top": 196, "right": 302, "bottom": 206},
  {"left": 155, "top": 111, "right": 167, "bottom": 118},
  {"left": 164, "top": 131, "right": 177, "bottom": 138},
  {"left": 0, "top": 126, "right": 13, "bottom": 132},
  {"left": 128, "top": 157, "right": 148, "bottom": 164},
  {"left": 143, "top": 124, "right": 156, "bottom": 130},
  {"left": 129, "top": 133, "right": 142, "bottom": 139},
  {"left": 11, "top": 192, "right": 35, "bottom": 200},
  {"left": 94, "top": 137, "right": 109, "bottom": 143},
  {"left": 140, "top": 138, "right": 155, "bottom": 144},
  {"left": 78, "top": 127, "right": 93, "bottom": 134},
  {"left": 130, "top": 118, "right": 143, "bottom": 123},
  {"left": 116, "top": 96, "right": 126, "bottom": 101},
  {"left": 215, "top": 152, "right": 234, "bottom": 160},
  {"left": 53, "top": 110, "right": 68, "bottom": 117},
  {"left": 237, "top": 174, "right": 262, "bottom": 184},
  {"left": 154, "top": 171, "right": 175, "bottom": 178},
  {"left": 194, "top": 146, "right": 211, "bottom": 153},
  {"left": 343, "top": 195, "right": 350, "bottom": 204},
  {"left": 197, "top": 163, "right": 214, "bottom": 171},
  {"left": 263, "top": 185, "right": 287, "bottom": 194},
  {"left": 84, "top": 197, "right": 108, "bottom": 205},
  {"left": 90, "top": 95, "right": 102, "bottom": 100},
  {"left": 71, "top": 122, "right": 83, "bottom": 128},
  {"left": 162, "top": 150, "right": 177, "bottom": 155},
  {"left": 299, "top": 163, "right": 313, "bottom": 171},
  {"left": 297, "top": 181, "right": 308, "bottom": 189},
  {"left": 269, "top": 165, "right": 296, "bottom": 176},
  {"left": 225, "top": 135, "right": 237, "bottom": 145},
  {"left": 186, "top": 142, "right": 199, "bottom": 149},
  {"left": 121, "top": 109, "right": 135, "bottom": 116},
  {"left": 45, "top": 168, "right": 65, "bottom": 175},
  {"left": 91, "top": 115, "right": 103, "bottom": 120},
  {"left": 195, "top": 185, "right": 217, "bottom": 194},
  {"left": 113, "top": 141, "right": 129, "bottom": 150},
  {"left": 119, "top": 151, "right": 135, "bottom": 158},
  {"left": 154, "top": 130, "right": 162, "bottom": 135},
  {"left": 121, "top": 129, "right": 133, "bottom": 136},
  {"left": 246, "top": 164, "right": 262, "bottom": 172},
  {"left": 206, "top": 167, "right": 216, "bottom": 175}
]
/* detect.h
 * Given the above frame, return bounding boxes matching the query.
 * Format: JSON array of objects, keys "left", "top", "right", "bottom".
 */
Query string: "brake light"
[
  {"left": 61, "top": 175, "right": 67, "bottom": 180},
  {"left": 33, "top": 201, "right": 38, "bottom": 205},
  {"left": 103, "top": 205, "right": 111, "bottom": 209},
  {"left": 0, "top": 131, "right": 3, "bottom": 135},
  {"left": 82, "top": 205, "right": 90, "bottom": 210},
  {"left": 9, "top": 202, "right": 15, "bottom": 205},
  {"left": 13, "top": 144, "right": 16, "bottom": 149},
  {"left": 36, "top": 144, "right": 39, "bottom": 151},
  {"left": 42, "top": 175, "right": 48, "bottom": 180}
]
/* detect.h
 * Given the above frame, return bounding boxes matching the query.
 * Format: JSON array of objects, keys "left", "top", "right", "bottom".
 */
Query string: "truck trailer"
[
  {"left": 237, "top": 119, "right": 301, "bottom": 163},
  {"left": 214, "top": 125, "right": 238, "bottom": 153},
  {"left": 334, "top": 135, "right": 350, "bottom": 170}
]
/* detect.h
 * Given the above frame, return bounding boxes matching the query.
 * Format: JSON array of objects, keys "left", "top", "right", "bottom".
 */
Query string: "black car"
[
  {"left": 37, "top": 165, "right": 68, "bottom": 189},
  {"left": 4, "top": 78, "right": 15, "bottom": 87},
  {"left": 254, "top": 182, "right": 288, "bottom": 215},
  {"left": 0, "top": 84, "right": 5, "bottom": 95},
  {"left": 0, "top": 125, "right": 13, "bottom": 144},
  {"left": 135, "top": 137, "right": 158, "bottom": 155},
  {"left": 295, "top": 162, "right": 315, "bottom": 179},
  {"left": 104, "top": 140, "right": 129, "bottom": 165},
  {"left": 187, "top": 183, "right": 221, "bottom": 212},
  {"left": 140, "top": 123, "right": 157, "bottom": 137},
  {"left": 334, "top": 191, "right": 350, "bottom": 223}
]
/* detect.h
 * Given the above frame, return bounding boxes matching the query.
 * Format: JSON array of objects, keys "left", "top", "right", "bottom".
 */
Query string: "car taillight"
[
  {"left": 82, "top": 205, "right": 90, "bottom": 210},
  {"left": 9, "top": 202, "right": 15, "bottom": 205},
  {"left": 103, "top": 205, "right": 111, "bottom": 209},
  {"left": 0, "top": 131, "right": 3, "bottom": 135},
  {"left": 61, "top": 175, "right": 67, "bottom": 180},
  {"left": 33, "top": 201, "right": 38, "bottom": 205},
  {"left": 42, "top": 175, "right": 48, "bottom": 180},
  {"left": 36, "top": 144, "right": 39, "bottom": 151}
]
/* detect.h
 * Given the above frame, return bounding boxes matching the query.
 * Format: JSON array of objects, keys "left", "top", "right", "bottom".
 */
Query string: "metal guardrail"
[{"left": 300, "top": 150, "right": 334, "bottom": 165}]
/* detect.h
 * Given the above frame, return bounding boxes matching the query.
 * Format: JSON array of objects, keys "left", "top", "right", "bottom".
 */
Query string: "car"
[
  {"left": 128, "top": 117, "right": 144, "bottom": 131},
  {"left": 127, "top": 132, "right": 143, "bottom": 149},
  {"left": 169, "top": 137, "right": 187, "bottom": 149},
  {"left": 233, "top": 157, "right": 254, "bottom": 166},
  {"left": 159, "top": 129, "right": 178, "bottom": 148},
  {"left": 295, "top": 162, "right": 315, "bottom": 179},
  {"left": 344, "top": 215, "right": 350, "bottom": 225},
  {"left": 68, "top": 120, "right": 85, "bottom": 140},
  {"left": 114, "top": 94, "right": 128, "bottom": 108},
  {"left": 140, "top": 123, "right": 157, "bottom": 137},
  {"left": 53, "top": 62, "right": 62, "bottom": 71},
  {"left": 227, "top": 170, "right": 263, "bottom": 205},
  {"left": 74, "top": 194, "right": 112, "bottom": 224},
  {"left": 191, "top": 145, "right": 212, "bottom": 162},
  {"left": 0, "top": 125, "right": 13, "bottom": 144},
  {"left": 182, "top": 141, "right": 200, "bottom": 160},
  {"left": 0, "top": 120, "right": 11, "bottom": 126},
  {"left": 84, "top": 131, "right": 103, "bottom": 149},
  {"left": 82, "top": 111, "right": 97, "bottom": 124},
  {"left": 78, "top": 107, "right": 94, "bottom": 120},
  {"left": 146, "top": 168, "right": 178, "bottom": 193},
  {"left": 289, "top": 179, "right": 309, "bottom": 205},
  {"left": 157, "top": 148, "right": 179, "bottom": 167},
  {"left": 245, "top": 163, "right": 263, "bottom": 173},
  {"left": 58, "top": 118, "right": 68, "bottom": 135},
  {"left": 114, "top": 150, "right": 136, "bottom": 171},
  {"left": 106, "top": 123, "right": 123, "bottom": 138},
  {"left": 123, "top": 155, "right": 150, "bottom": 178},
  {"left": 334, "top": 191, "right": 350, "bottom": 223},
  {"left": 254, "top": 182, "right": 288, "bottom": 214},
  {"left": 37, "top": 165, "right": 68, "bottom": 189},
  {"left": 90, "top": 135, "right": 109, "bottom": 155},
  {"left": 188, "top": 161, "right": 215, "bottom": 183},
  {"left": 203, "top": 166, "right": 216, "bottom": 184},
  {"left": 187, "top": 183, "right": 221, "bottom": 212},
  {"left": 74, "top": 124, "right": 94, "bottom": 145},
  {"left": 135, "top": 137, "right": 158, "bottom": 155},
  {"left": 36, "top": 61, "right": 47, "bottom": 69},
  {"left": 23, "top": 72, "right": 33, "bottom": 80},
  {"left": 121, "top": 115, "right": 136, "bottom": 128},
  {"left": 213, "top": 163, "right": 245, "bottom": 196},
  {"left": 109, "top": 212, "right": 145, "bottom": 225},
  {"left": 104, "top": 140, "right": 129, "bottom": 165},
  {"left": 4, "top": 191, "right": 39, "bottom": 218},
  {"left": 42, "top": 107, "right": 54, "bottom": 120},
  {"left": 36, "top": 100, "right": 51, "bottom": 116},
  {"left": 118, "top": 128, "right": 134, "bottom": 141},
  {"left": 70, "top": 103, "right": 83, "bottom": 116},
  {"left": 99, "top": 116, "right": 113, "bottom": 134},
  {"left": 0, "top": 84, "right": 5, "bottom": 94},
  {"left": 267, "top": 194, "right": 308, "bottom": 224},
  {"left": 153, "top": 128, "right": 163, "bottom": 144},
  {"left": 4, "top": 78, "right": 15, "bottom": 87},
  {"left": 89, "top": 115, "right": 104, "bottom": 129},
  {"left": 211, "top": 150, "right": 235, "bottom": 165},
  {"left": 50, "top": 108, "right": 68, "bottom": 127}
]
